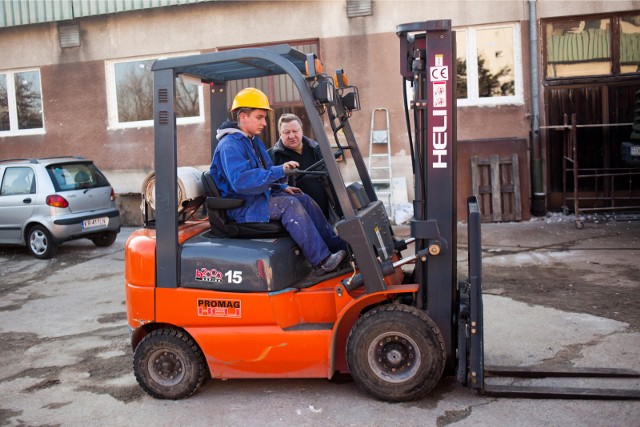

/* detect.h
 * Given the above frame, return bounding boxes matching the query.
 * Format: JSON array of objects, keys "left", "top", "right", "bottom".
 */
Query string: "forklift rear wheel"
[
  {"left": 133, "top": 328, "right": 207, "bottom": 399},
  {"left": 346, "top": 304, "right": 445, "bottom": 402}
]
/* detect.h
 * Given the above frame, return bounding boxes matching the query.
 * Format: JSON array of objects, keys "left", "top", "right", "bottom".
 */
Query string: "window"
[
  {"left": 0, "top": 167, "right": 35, "bottom": 196},
  {"left": 46, "top": 163, "right": 109, "bottom": 191},
  {"left": 544, "top": 13, "right": 640, "bottom": 79},
  {"left": 0, "top": 69, "right": 44, "bottom": 135},
  {"left": 106, "top": 54, "right": 204, "bottom": 129},
  {"left": 546, "top": 18, "right": 612, "bottom": 78},
  {"left": 619, "top": 14, "right": 640, "bottom": 74},
  {"left": 455, "top": 23, "right": 523, "bottom": 106}
]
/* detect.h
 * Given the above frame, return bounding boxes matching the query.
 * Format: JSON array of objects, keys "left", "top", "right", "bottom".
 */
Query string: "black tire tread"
[
  {"left": 133, "top": 327, "right": 207, "bottom": 400},
  {"left": 346, "top": 304, "right": 445, "bottom": 402},
  {"left": 91, "top": 231, "right": 117, "bottom": 247}
]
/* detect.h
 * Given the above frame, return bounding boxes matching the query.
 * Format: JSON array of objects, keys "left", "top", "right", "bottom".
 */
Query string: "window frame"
[
  {"left": 542, "top": 11, "right": 640, "bottom": 84},
  {"left": 0, "top": 68, "right": 45, "bottom": 137},
  {"left": 105, "top": 52, "right": 205, "bottom": 130},
  {"left": 455, "top": 22, "right": 524, "bottom": 107}
]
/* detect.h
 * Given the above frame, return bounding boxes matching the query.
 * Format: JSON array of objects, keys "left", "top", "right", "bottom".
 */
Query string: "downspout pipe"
[{"left": 529, "top": 0, "right": 545, "bottom": 215}]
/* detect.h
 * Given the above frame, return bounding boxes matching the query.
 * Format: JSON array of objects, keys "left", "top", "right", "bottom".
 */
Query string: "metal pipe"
[
  {"left": 529, "top": 0, "right": 545, "bottom": 215},
  {"left": 528, "top": 0, "right": 540, "bottom": 136}
]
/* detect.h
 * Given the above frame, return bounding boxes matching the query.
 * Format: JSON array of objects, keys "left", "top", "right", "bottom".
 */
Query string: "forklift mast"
[
  {"left": 397, "top": 21, "right": 458, "bottom": 373},
  {"left": 396, "top": 21, "right": 640, "bottom": 400}
]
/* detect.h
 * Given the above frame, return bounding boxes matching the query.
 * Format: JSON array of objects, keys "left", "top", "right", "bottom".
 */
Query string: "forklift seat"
[{"left": 201, "top": 171, "right": 286, "bottom": 238}]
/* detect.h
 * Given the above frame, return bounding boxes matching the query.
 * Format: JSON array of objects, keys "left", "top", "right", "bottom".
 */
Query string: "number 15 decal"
[{"left": 225, "top": 270, "right": 243, "bottom": 284}]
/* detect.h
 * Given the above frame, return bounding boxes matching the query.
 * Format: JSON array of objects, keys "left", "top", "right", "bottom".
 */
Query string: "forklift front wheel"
[
  {"left": 346, "top": 304, "right": 445, "bottom": 402},
  {"left": 133, "top": 328, "right": 207, "bottom": 399}
]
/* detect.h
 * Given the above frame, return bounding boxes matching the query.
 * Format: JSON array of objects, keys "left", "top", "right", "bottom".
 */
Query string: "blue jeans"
[{"left": 269, "top": 193, "right": 345, "bottom": 267}]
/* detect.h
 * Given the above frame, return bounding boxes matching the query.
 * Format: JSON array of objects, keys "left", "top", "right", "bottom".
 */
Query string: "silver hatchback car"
[{"left": 0, "top": 157, "right": 121, "bottom": 259}]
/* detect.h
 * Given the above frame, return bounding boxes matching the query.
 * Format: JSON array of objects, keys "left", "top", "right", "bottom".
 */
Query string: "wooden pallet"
[{"left": 471, "top": 154, "right": 522, "bottom": 222}]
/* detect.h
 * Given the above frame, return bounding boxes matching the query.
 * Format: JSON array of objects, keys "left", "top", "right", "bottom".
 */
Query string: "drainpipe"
[{"left": 529, "top": 0, "right": 545, "bottom": 215}]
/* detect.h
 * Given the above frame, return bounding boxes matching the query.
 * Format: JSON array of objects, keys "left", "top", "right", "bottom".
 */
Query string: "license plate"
[
  {"left": 83, "top": 217, "right": 108, "bottom": 229},
  {"left": 631, "top": 146, "right": 640, "bottom": 157}
]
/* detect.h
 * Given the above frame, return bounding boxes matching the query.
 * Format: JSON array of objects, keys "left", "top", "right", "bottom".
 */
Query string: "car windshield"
[{"left": 46, "top": 162, "right": 110, "bottom": 191}]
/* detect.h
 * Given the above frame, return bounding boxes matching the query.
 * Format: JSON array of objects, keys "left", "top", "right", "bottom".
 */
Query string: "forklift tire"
[
  {"left": 133, "top": 328, "right": 207, "bottom": 400},
  {"left": 346, "top": 304, "right": 445, "bottom": 402}
]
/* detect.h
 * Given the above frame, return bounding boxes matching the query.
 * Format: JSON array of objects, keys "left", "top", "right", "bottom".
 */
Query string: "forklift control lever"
[
  {"left": 343, "top": 246, "right": 433, "bottom": 290},
  {"left": 344, "top": 260, "right": 396, "bottom": 290},
  {"left": 393, "top": 236, "right": 415, "bottom": 252}
]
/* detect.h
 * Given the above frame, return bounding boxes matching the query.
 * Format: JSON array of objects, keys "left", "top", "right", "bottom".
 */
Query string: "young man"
[
  {"left": 209, "top": 88, "right": 347, "bottom": 275},
  {"left": 269, "top": 113, "right": 334, "bottom": 219}
]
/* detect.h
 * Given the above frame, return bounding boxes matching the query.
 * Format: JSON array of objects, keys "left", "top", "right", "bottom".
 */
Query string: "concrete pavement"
[{"left": 0, "top": 217, "right": 638, "bottom": 426}]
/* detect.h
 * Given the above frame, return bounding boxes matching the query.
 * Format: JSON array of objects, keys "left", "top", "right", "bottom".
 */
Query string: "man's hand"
[
  {"left": 284, "top": 186, "right": 302, "bottom": 194},
  {"left": 282, "top": 161, "right": 299, "bottom": 171}
]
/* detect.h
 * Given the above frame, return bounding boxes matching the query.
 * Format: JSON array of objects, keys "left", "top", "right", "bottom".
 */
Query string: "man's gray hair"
[{"left": 278, "top": 113, "right": 303, "bottom": 132}]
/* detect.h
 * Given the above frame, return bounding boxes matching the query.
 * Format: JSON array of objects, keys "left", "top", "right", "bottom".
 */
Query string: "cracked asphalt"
[{"left": 0, "top": 217, "right": 639, "bottom": 426}]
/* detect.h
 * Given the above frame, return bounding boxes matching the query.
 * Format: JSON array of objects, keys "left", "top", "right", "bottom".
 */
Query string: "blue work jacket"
[{"left": 210, "top": 122, "right": 287, "bottom": 223}]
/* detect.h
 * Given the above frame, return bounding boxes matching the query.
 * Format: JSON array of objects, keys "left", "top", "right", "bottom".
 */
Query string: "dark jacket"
[
  {"left": 269, "top": 136, "right": 332, "bottom": 217},
  {"left": 209, "top": 121, "right": 287, "bottom": 223}
]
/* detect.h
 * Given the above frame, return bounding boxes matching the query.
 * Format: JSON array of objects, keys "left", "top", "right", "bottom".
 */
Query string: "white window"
[
  {"left": 105, "top": 54, "right": 205, "bottom": 130},
  {"left": 455, "top": 23, "right": 524, "bottom": 107},
  {"left": 0, "top": 69, "right": 45, "bottom": 136}
]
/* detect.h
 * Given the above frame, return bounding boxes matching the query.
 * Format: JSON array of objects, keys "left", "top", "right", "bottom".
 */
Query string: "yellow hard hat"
[{"left": 231, "top": 87, "right": 273, "bottom": 111}]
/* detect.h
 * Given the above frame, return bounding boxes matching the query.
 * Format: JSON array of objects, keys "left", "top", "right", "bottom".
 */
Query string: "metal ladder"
[{"left": 368, "top": 107, "right": 393, "bottom": 217}]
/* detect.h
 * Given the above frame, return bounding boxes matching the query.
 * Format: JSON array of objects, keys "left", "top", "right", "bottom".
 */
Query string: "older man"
[{"left": 269, "top": 113, "right": 334, "bottom": 219}]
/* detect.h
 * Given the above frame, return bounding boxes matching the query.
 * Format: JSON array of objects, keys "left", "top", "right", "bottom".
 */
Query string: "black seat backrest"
[
  {"left": 202, "top": 171, "right": 221, "bottom": 198},
  {"left": 201, "top": 171, "right": 286, "bottom": 238}
]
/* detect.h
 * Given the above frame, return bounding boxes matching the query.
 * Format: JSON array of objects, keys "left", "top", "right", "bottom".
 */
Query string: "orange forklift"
[{"left": 125, "top": 21, "right": 640, "bottom": 401}]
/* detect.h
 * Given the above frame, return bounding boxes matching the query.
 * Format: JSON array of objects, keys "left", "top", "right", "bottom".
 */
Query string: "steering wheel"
[{"left": 285, "top": 149, "right": 342, "bottom": 182}]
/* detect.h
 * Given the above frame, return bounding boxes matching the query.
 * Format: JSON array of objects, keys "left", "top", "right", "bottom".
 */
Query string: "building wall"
[{"left": 1, "top": 0, "right": 638, "bottom": 223}]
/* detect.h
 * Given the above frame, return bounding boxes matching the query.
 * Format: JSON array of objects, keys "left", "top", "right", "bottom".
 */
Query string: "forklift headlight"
[
  {"left": 313, "top": 80, "right": 334, "bottom": 104},
  {"left": 341, "top": 90, "right": 360, "bottom": 111}
]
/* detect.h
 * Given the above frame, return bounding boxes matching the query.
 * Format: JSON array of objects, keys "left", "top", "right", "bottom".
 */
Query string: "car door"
[{"left": 0, "top": 166, "right": 36, "bottom": 243}]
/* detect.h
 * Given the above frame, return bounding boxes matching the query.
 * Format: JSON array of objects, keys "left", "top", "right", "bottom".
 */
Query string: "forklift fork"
[{"left": 461, "top": 197, "right": 640, "bottom": 400}]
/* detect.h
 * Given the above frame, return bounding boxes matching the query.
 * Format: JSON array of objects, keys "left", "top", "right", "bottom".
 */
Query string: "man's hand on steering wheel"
[{"left": 282, "top": 160, "right": 299, "bottom": 172}]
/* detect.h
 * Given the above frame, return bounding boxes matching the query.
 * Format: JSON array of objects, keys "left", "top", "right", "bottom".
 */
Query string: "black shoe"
[{"left": 316, "top": 250, "right": 347, "bottom": 275}]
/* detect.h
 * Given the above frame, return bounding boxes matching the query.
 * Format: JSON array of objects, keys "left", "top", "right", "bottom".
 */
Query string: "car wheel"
[
  {"left": 133, "top": 328, "right": 207, "bottom": 400},
  {"left": 346, "top": 304, "right": 445, "bottom": 402},
  {"left": 27, "top": 225, "right": 56, "bottom": 259},
  {"left": 91, "top": 231, "right": 117, "bottom": 247}
]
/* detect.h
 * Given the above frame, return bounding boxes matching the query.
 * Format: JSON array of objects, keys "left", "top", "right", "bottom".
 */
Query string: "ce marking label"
[{"left": 430, "top": 66, "right": 449, "bottom": 82}]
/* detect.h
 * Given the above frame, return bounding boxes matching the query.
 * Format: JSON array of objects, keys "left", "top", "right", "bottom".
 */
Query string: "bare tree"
[
  {"left": 15, "top": 72, "right": 43, "bottom": 129},
  {"left": 116, "top": 63, "right": 154, "bottom": 122},
  {"left": 116, "top": 62, "right": 199, "bottom": 122},
  {"left": 456, "top": 56, "right": 515, "bottom": 99},
  {"left": 176, "top": 77, "right": 200, "bottom": 118}
]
